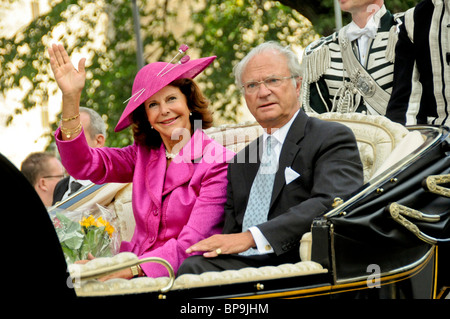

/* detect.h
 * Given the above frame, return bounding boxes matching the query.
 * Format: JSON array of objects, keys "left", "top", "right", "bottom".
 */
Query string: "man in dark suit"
[
  {"left": 177, "top": 42, "right": 364, "bottom": 274},
  {"left": 52, "top": 107, "right": 106, "bottom": 204}
]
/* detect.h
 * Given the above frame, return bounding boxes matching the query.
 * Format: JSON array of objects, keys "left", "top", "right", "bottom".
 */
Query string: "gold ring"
[{"left": 215, "top": 248, "right": 222, "bottom": 255}]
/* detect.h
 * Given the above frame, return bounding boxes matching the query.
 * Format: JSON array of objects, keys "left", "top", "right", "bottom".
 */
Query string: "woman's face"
[{"left": 144, "top": 85, "right": 192, "bottom": 149}]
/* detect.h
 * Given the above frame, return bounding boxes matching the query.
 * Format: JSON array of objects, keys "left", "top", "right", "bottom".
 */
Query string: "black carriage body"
[{"left": 311, "top": 126, "right": 450, "bottom": 299}]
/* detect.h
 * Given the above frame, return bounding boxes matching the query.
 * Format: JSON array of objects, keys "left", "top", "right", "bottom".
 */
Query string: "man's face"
[
  {"left": 80, "top": 112, "right": 104, "bottom": 148},
  {"left": 241, "top": 51, "right": 300, "bottom": 131},
  {"left": 339, "top": 0, "right": 379, "bottom": 14}
]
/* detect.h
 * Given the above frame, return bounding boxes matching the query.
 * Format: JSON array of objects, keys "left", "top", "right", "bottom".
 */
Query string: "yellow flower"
[
  {"left": 94, "top": 216, "right": 107, "bottom": 227},
  {"left": 80, "top": 215, "right": 95, "bottom": 227},
  {"left": 105, "top": 223, "right": 115, "bottom": 238},
  {"left": 79, "top": 215, "right": 115, "bottom": 237},
  {"left": 95, "top": 217, "right": 115, "bottom": 237}
]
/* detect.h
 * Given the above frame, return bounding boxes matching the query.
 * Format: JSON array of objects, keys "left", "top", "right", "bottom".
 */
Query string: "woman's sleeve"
[{"left": 55, "top": 127, "right": 136, "bottom": 183}]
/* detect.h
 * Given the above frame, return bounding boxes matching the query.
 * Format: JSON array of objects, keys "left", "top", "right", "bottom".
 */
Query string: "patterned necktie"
[{"left": 241, "top": 136, "right": 278, "bottom": 255}]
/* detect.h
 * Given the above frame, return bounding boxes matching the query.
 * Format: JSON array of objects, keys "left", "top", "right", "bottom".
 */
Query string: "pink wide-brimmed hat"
[{"left": 115, "top": 47, "right": 216, "bottom": 132}]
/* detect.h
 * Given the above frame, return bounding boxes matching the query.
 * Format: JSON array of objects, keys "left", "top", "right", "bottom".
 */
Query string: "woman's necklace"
[{"left": 165, "top": 149, "right": 177, "bottom": 159}]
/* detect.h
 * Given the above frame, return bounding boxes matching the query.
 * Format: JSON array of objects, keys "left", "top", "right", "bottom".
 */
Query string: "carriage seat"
[
  {"left": 67, "top": 111, "right": 421, "bottom": 243},
  {"left": 204, "top": 112, "right": 419, "bottom": 183},
  {"left": 70, "top": 250, "right": 327, "bottom": 297},
  {"left": 69, "top": 113, "right": 425, "bottom": 297},
  {"left": 105, "top": 112, "right": 418, "bottom": 241},
  {"left": 307, "top": 112, "right": 422, "bottom": 182}
]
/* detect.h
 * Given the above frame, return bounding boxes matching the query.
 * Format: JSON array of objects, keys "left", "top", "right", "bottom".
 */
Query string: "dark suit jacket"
[
  {"left": 223, "top": 109, "right": 364, "bottom": 260},
  {"left": 52, "top": 176, "right": 70, "bottom": 205}
]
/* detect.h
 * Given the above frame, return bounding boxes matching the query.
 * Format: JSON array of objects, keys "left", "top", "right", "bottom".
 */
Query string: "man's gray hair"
[
  {"left": 80, "top": 107, "right": 106, "bottom": 139},
  {"left": 233, "top": 41, "right": 303, "bottom": 88}
]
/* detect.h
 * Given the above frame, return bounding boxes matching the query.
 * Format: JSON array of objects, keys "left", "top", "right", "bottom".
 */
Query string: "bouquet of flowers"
[{"left": 50, "top": 204, "right": 120, "bottom": 264}]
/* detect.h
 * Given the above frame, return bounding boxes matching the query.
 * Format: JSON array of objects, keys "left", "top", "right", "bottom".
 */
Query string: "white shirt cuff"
[{"left": 248, "top": 226, "right": 274, "bottom": 254}]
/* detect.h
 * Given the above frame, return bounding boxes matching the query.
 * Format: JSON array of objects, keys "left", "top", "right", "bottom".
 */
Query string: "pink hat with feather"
[{"left": 115, "top": 45, "right": 216, "bottom": 132}]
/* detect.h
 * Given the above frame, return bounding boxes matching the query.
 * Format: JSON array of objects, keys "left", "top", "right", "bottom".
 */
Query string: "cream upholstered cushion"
[
  {"left": 205, "top": 121, "right": 264, "bottom": 153},
  {"left": 69, "top": 253, "right": 170, "bottom": 296},
  {"left": 206, "top": 113, "right": 414, "bottom": 183},
  {"left": 70, "top": 252, "right": 326, "bottom": 296},
  {"left": 299, "top": 232, "right": 312, "bottom": 261},
  {"left": 370, "top": 130, "right": 424, "bottom": 180},
  {"left": 307, "top": 112, "right": 411, "bottom": 183},
  {"left": 174, "top": 260, "right": 326, "bottom": 289}
]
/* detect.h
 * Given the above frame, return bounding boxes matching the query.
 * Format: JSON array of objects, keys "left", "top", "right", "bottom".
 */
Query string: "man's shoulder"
[
  {"left": 302, "top": 33, "right": 338, "bottom": 84},
  {"left": 304, "top": 33, "right": 337, "bottom": 57},
  {"left": 55, "top": 176, "right": 70, "bottom": 189},
  {"left": 305, "top": 114, "right": 355, "bottom": 138}
]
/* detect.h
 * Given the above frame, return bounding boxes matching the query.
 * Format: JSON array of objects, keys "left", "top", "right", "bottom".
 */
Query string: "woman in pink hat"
[{"left": 48, "top": 44, "right": 235, "bottom": 279}]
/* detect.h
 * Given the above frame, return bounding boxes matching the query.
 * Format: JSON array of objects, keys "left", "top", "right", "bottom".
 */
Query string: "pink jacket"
[{"left": 55, "top": 128, "right": 235, "bottom": 277}]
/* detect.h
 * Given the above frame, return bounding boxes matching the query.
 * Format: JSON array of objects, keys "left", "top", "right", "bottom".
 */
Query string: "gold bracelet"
[
  {"left": 61, "top": 113, "right": 80, "bottom": 122},
  {"left": 61, "top": 122, "right": 82, "bottom": 138}
]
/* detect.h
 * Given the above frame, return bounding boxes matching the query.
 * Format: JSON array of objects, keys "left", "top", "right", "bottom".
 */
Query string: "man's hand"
[{"left": 186, "top": 231, "right": 255, "bottom": 257}]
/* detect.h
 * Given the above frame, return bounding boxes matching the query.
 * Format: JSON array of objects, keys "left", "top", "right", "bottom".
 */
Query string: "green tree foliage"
[
  {"left": 187, "top": 0, "right": 316, "bottom": 122},
  {"left": 278, "top": 0, "right": 421, "bottom": 35},
  {"left": 0, "top": 0, "right": 420, "bottom": 148}
]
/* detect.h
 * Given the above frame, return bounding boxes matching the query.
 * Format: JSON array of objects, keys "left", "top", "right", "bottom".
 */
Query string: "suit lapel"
[
  {"left": 270, "top": 110, "right": 308, "bottom": 208},
  {"left": 53, "top": 176, "right": 70, "bottom": 203}
]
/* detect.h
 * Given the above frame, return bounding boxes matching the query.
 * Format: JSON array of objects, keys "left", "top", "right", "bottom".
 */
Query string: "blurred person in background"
[
  {"left": 21, "top": 151, "right": 65, "bottom": 207},
  {"left": 52, "top": 106, "right": 106, "bottom": 204}
]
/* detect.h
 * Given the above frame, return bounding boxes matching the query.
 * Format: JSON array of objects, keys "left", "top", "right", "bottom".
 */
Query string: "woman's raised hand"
[{"left": 48, "top": 43, "right": 86, "bottom": 97}]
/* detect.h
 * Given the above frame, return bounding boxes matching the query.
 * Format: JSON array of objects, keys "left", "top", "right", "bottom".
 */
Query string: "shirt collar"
[
  {"left": 346, "top": 4, "right": 386, "bottom": 40},
  {"left": 262, "top": 109, "right": 299, "bottom": 146},
  {"left": 68, "top": 176, "right": 91, "bottom": 187}
]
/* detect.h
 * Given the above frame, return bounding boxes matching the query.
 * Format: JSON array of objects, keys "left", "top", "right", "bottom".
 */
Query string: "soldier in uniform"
[
  {"left": 301, "top": 0, "right": 403, "bottom": 115},
  {"left": 386, "top": 0, "right": 449, "bottom": 127}
]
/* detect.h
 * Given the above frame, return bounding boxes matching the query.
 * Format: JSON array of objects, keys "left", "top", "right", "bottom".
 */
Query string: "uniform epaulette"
[
  {"left": 302, "top": 33, "right": 336, "bottom": 84},
  {"left": 385, "top": 11, "right": 405, "bottom": 62}
]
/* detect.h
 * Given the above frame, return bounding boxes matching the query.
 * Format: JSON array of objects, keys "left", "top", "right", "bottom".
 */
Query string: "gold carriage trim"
[{"left": 423, "top": 174, "right": 450, "bottom": 198}]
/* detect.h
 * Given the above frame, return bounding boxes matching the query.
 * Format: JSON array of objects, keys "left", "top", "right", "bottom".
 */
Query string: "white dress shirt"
[
  {"left": 61, "top": 176, "right": 91, "bottom": 201},
  {"left": 346, "top": 5, "right": 385, "bottom": 65}
]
